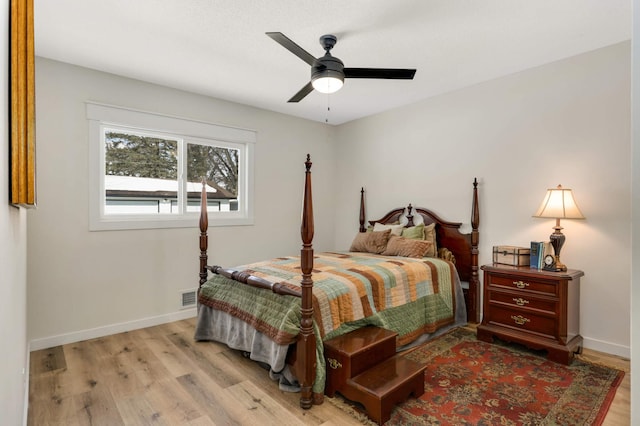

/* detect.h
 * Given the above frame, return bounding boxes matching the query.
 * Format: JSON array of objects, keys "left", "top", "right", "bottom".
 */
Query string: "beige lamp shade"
[{"left": 533, "top": 185, "right": 585, "bottom": 220}]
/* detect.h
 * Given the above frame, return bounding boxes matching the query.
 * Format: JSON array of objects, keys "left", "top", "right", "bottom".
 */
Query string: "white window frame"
[{"left": 87, "top": 102, "right": 255, "bottom": 231}]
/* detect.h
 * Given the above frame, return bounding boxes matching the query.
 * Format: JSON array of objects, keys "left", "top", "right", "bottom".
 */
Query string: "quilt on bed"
[{"left": 197, "top": 252, "right": 458, "bottom": 347}]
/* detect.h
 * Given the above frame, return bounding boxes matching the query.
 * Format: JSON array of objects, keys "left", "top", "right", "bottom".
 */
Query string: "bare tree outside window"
[{"left": 187, "top": 144, "right": 239, "bottom": 197}]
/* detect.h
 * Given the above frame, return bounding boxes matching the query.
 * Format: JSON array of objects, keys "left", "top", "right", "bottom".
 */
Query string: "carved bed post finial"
[
  {"left": 406, "top": 203, "right": 415, "bottom": 227},
  {"left": 305, "top": 153, "right": 311, "bottom": 171},
  {"left": 299, "top": 154, "right": 316, "bottom": 409},
  {"left": 199, "top": 178, "right": 209, "bottom": 289},
  {"left": 359, "top": 187, "right": 366, "bottom": 232},
  {"left": 470, "top": 178, "right": 480, "bottom": 323}
]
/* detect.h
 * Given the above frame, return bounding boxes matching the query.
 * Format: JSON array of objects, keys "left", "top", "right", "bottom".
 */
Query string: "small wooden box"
[{"left": 492, "top": 246, "right": 530, "bottom": 266}]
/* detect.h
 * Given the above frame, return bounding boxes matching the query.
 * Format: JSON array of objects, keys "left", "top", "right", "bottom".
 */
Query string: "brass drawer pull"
[
  {"left": 327, "top": 358, "right": 342, "bottom": 370},
  {"left": 511, "top": 315, "right": 530, "bottom": 325},
  {"left": 513, "top": 297, "right": 529, "bottom": 306},
  {"left": 513, "top": 280, "right": 529, "bottom": 289}
]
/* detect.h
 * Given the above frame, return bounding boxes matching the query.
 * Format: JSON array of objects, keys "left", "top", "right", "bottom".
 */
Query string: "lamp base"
[
  {"left": 553, "top": 256, "right": 567, "bottom": 272},
  {"left": 549, "top": 222, "right": 568, "bottom": 272}
]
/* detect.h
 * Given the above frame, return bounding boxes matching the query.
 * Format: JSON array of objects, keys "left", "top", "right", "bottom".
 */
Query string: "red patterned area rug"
[{"left": 327, "top": 328, "right": 624, "bottom": 426}]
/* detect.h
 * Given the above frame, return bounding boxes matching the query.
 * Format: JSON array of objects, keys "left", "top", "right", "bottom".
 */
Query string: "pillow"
[
  {"left": 366, "top": 221, "right": 399, "bottom": 232},
  {"left": 422, "top": 222, "right": 438, "bottom": 257},
  {"left": 381, "top": 235, "right": 432, "bottom": 258},
  {"left": 402, "top": 222, "right": 437, "bottom": 257},
  {"left": 349, "top": 229, "right": 391, "bottom": 254},
  {"left": 372, "top": 222, "right": 404, "bottom": 236},
  {"left": 401, "top": 223, "right": 424, "bottom": 240}
]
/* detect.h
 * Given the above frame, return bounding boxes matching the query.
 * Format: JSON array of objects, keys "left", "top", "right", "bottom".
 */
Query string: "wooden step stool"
[{"left": 323, "top": 326, "right": 426, "bottom": 425}]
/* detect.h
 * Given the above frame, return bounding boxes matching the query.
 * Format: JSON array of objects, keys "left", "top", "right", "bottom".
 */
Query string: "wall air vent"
[{"left": 180, "top": 289, "right": 197, "bottom": 309}]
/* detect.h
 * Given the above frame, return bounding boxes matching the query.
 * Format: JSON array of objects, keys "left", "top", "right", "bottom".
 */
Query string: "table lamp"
[{"left": 533, "top": 185, "right": 585, "bottom": 271}]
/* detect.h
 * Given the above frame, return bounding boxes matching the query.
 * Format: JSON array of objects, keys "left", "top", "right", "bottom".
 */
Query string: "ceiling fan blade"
[
  {"left": 344, "top": 68, "right": 416, "bottom": 79},
  {"left": 266, "top": 32, "right": 318, "bottom": 66},
  {"left": 288, "top": 81, "right": 314, "bottom": 103}
]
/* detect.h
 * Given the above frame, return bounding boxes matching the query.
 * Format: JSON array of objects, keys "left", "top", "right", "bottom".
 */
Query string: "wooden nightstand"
[{"left": 477, "top": 264, "right": 584, "bottom": 364}]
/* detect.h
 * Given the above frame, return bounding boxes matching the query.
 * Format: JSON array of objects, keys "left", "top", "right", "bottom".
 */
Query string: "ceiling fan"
[{"left": 266, "top": 32, "right": 417, "bottom": 102}]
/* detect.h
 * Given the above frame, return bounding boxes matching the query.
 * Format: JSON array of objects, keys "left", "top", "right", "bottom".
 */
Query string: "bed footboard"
[{"left": 198, "top": 154, "right": 318, "bottom": 409}]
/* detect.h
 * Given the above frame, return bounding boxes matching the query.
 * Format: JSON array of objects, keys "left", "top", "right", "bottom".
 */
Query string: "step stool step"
[
  {"left": 343, "top": 355, "right": 426, "bottom": 425},
  {"left": 323, "top": 327, "right": 398, "bottom": 397}
]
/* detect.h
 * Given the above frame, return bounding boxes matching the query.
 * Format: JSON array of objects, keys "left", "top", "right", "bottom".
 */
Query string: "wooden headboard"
[{"left": 358, "top": 179, "right": 480, "bottom": 323}]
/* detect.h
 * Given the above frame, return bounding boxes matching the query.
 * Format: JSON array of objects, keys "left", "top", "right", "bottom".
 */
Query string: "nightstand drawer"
[
  {"left": 488, "top": 290, "right": 557, "bottom": 314},
  {"left": 487, "top": 274, "right": 557, "bottom": 297},
  {"left": 485, "top": 305, "right": 556, "bottom": 339}
]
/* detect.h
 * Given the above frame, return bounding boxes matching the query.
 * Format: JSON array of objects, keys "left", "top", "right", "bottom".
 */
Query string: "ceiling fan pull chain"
[{"left": 325, "top": 95, "right": 331, "bottom": 124}]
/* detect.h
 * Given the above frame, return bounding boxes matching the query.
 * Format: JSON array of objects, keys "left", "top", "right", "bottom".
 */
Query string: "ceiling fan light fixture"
[
  {"left": 266, "top": 32, "right": 416, "bottom": 102},
  {"left": 311, "top": 73, "right": 344, "bottom": 94}
]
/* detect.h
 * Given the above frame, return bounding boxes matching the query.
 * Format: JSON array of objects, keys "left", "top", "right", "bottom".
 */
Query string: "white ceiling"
[{"left": 34, "top": 0, "right": 631, "bottom": 125}]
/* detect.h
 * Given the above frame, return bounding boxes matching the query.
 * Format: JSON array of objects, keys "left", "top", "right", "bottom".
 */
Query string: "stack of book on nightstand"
[{"left": 530, "top": 241, "right": 552, "bottom": 269}]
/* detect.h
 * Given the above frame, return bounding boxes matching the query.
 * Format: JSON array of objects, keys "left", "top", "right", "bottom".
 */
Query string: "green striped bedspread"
[{"left": 198, "top": 252, "right": 460, "bottom": 393}]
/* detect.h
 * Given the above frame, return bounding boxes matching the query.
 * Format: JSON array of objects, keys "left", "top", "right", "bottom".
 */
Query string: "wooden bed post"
[
  {"left": 469, "top": 178, "right": 480, "bottom": 323},
  {"left": 359, "top": 187, "right": 366, "bottom": 232},
  {"left": 199, "top": 178, "right": 209, "bottom": 289},
  {"left": 298, "top": 154, "right": 316, "bottom": 409}
]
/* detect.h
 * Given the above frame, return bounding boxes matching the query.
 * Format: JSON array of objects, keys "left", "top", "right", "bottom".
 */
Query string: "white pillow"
[{"left": 373, "top": 222, "right": 404, "bottom": 236}]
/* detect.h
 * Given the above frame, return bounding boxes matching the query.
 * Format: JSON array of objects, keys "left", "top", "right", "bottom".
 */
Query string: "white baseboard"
[
  {"left": 29, "top": 309, "right": 197, "bottom": 352},
  {"left": 583, "top": 336, "right": 630, "bottom": 359}
]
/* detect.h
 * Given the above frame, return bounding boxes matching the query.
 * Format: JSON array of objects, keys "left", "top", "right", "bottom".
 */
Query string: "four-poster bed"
[{"left": 195, "top": 155, "right": 479, "bottom": 410}]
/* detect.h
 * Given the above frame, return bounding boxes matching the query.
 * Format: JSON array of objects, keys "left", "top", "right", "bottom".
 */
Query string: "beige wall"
[
  {"left": 28, "top": 58, "right": 336, "bottom": 345},
  {"left": 631, "top": 0, "right": 639, "bottom": 421},
  {"left": 334, "top": 42, "right": 631, "bottom": 357},
  {"left": 1, "top": 0, "right": 29, "bottom": 423}
]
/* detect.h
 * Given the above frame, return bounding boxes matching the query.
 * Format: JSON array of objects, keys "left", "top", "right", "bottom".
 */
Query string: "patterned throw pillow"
[
  {"left": 381, "top": 235, "right": 432, "bottom": 258},
  {"left": 349, "top": 229, "right": 392, "bottom": 254},
  {"left": 402, "top": 222, "right": 437, "bottom": 257}
]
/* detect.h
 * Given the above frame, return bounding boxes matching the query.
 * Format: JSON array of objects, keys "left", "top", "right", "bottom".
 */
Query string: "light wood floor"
[{"left": 28, "top": 318, "right": 630, "bottom": 425}]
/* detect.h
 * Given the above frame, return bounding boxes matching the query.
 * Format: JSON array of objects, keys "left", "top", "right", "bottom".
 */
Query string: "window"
[{"left": 87, "top": 102, "right": 255, "bottom": 230}]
